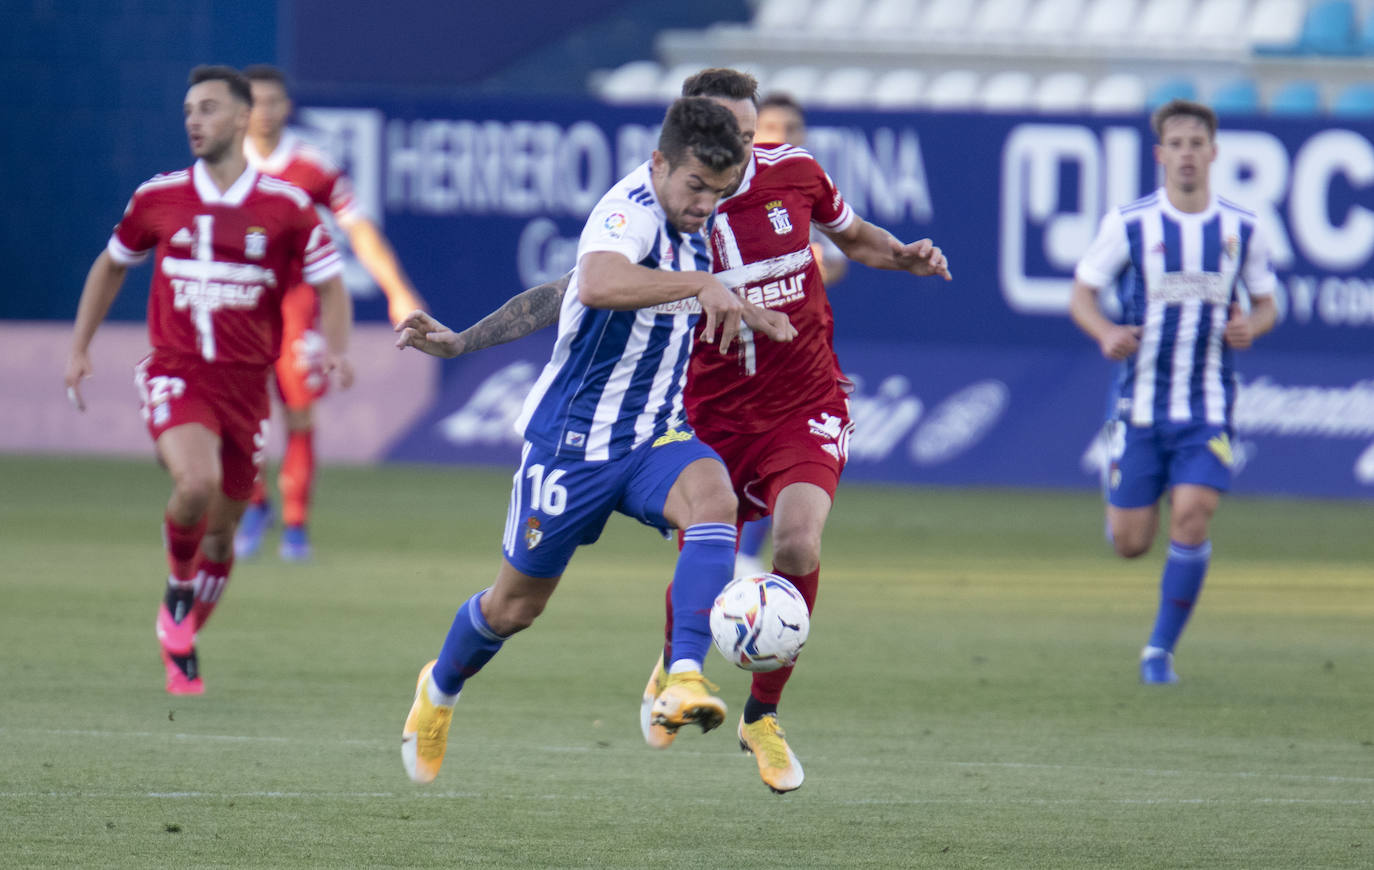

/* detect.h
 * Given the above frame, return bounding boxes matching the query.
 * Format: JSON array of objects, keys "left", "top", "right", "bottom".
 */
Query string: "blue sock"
[
  {"left": 1147, "top": 540, "right": 1211, "bottom": 652},
  {"left": 432, "top": 590, "right": 508, "bottom": 695},
  {"left": 670, "top": 523, "right": 738, "bottom": 668},
  {"left": 738, "top": 517, "right": 771, "bottom": 560}
]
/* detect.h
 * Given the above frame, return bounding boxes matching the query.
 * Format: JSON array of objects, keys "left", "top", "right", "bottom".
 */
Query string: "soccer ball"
[{"left": 709, "top": 573, "right": 810, "bottom": 672}]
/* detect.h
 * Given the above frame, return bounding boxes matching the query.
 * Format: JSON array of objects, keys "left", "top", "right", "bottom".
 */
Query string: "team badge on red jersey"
[
  {"left": 765, "top": 200, "right": 793, "bottom": 235},
  {"left": 245, "top": 228, "right": 267, "bottom": 260}
]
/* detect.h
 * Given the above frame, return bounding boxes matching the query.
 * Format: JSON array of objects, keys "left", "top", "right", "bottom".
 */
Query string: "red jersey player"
[
  {"left": 234, "top": 65, "right": 424, "bottom": 562},
  {"left": 64, "top": 66, "right": 352, "bottom": 695},
  {"left": 388, "top": 68, "right": 950, "bottom": 792}
]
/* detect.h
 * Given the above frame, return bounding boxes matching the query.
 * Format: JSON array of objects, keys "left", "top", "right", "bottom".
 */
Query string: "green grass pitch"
[{"left": 2, "top": 456, "right": 1371, "bottom": 868}]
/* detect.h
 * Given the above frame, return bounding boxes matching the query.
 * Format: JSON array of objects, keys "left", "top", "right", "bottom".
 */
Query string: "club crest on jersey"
[
  {"left": 1224, "top": 234, "right": 1239, "bottom": 260},
  {"left": 765, "top": 200, "right": 793, "bottom": 235},
  {"left": 524, "top": 517, "right": 543, "bottom": 550},
  {"left": 245, "top": 227, "right": 267, "bottom": 260}
]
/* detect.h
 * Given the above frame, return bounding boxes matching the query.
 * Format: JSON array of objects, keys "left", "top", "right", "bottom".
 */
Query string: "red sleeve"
[
  {"left": 106, "top": 189, "right": 158, "bottom": 265},
  {"left": 806, "top": 158, "right": 853, "bottom": 232}
]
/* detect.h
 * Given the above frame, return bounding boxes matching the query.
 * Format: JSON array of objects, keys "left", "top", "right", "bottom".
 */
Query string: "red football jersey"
[
  {"left": 686, "top": 144, "right": 856, "bottom": 433},
  {"left": 106, "top": 161, "right": 342, "bottom": 366},
  {"left": 244, "top": 130, "right": 360, "bottom": 225}
]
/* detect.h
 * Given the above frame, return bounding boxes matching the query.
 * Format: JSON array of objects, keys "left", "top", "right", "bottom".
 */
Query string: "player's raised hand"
[
  {"left": 1224, "top": 302, "right": 1255, "bottom": 349},
  {"left": 394, "top": 310, "right": 462, "bottom": 358},
  {"left": 741, "top": 301, "right": 797, "bottom": 344},
  {"left": 323, "top": 353, "right": 355, "bottom": 390},
  {"left": 387, "top": 289, "right": 428, "bottom": 327},
  {"left": 1100, "top": 325, "right": 1142, "bottom": 360},
  {"left": 63, "top": 350, "right": 92, "bottom": 412},
  {"left": 892, "top": 238, "right": 952, "bottom": 280},
  {"left": 697, "top": 279, "right": 745, "bottom": 354}
]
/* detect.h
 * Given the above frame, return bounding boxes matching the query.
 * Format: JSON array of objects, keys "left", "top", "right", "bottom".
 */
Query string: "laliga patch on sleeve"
[{"left": 601, "top": 212, "right": 628, "bottom": 240}]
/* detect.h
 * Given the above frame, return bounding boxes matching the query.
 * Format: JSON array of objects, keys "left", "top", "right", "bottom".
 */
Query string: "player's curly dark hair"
[
  {"left": 1151, "top": 99, "right": 1218, "bottom": 141},
  {"left": 680, "top": 68, "right": 759, "bottom": 107},
  {"left": 658, "top": 97, "right": 746, "bottom": 173},
  {"left": 189, "top": 65, "right": 252, "bottom": 106}
]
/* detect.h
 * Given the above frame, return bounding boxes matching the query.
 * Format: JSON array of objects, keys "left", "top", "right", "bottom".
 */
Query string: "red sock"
[
  {"left": 164, "top": 512, "right": 207, "bottom": 582},
  {"left": 749, "top": 565, "right": 819, "bottom": 705},
  {"left": 279, "top": 428, "right": 314, "bottom": 527},
  {"left": 189, "top": 555, "right": 235, "bottom": 631}
]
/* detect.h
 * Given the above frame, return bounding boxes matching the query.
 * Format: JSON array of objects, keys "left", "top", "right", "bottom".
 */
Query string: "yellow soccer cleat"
[
  {"left": 401, "top": 660, "right": 455, "bottom": 784},
  {"left": 738, "top": 714, "right": 804, "bottom": 794},
  {"left": 639, "top": 652, "right": 677, "bottom": 749},
  {"left": 650, "top": 669, "right": 726, "bottom": 734}
]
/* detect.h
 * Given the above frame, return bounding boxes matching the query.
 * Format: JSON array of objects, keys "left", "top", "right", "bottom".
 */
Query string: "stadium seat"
[
  {"left": 1189, "top": 0, "right": 1251, "bottom": 45},
  {"left": 1034, "top": 71, "right": 1089, "bottom": 112},
  {"left": 808, "top": 0, "right": 868, "bottom": 33},
  {"left": 1146, "top": 77, "right": 1197, "bottom": 108},
  {"left": 1298, "top": 0, "right": 1358, "bottom": 54},
  {"left": 1210, "top": 78, "right": 1261, "bottom": 115},
  {"left": 1080, "top": 0, "right": 1139, "bottom": 44},
  {"left": 1089, "top": 73, "right": 1146, "bottom": 113},
  {"left": 764, "top": 65, "right": 824, "bottom": 104},
  {"left": 970, "top": 0, "right": 1033, "bottom": 41},
  {"left": 1269, "top": 80, "right": 1323, "bottom": 114},
  {"left": 1025, "top": 0, "right": 1088, "bottom": 42},
  {"left": 1136, "top": 0, "right": 1195, "bottom": 42},
  {"left": 861, "top": 0, "right": 923, "bottom": 35},
  {"left": 1248, "top": 0, "right": 1307, "bottom": 51},
  {"left": 1332, "top": 83, "right": 1374, "bottom": 116},
  {"left": 922, "top": 0, "right": 976, "bottom": 34},
  {"left": 754, "top": 0, "right": 816, "bottom": 30},
  {"left": 925, "top": 70, "right": 981, "bottom": 109},
  {"left": 870, "top": 69, "right": 926, "bottom": 108},
  {"left": 656, "top": 62, "right": 712, "bottom": 101},
  {"left": 597, "top": 61, "right": 665, "bottom": 104},
  {"left": 812, "top": 66, "right": 875, "bottom": 107},
  {"left": 978, "top": 71, "right": 1035, "bottom": 111}
]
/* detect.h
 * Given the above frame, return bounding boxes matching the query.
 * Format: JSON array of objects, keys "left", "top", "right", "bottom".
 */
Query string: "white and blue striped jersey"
[
  {"left": 1075, "top": 188, "right": 1276, "bottom": 428},
  {"left": 513, "top": 161, "right": 713, "bottom": 461}
]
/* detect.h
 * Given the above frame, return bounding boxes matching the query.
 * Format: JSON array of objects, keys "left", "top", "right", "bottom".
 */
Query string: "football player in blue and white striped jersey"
[
  {"left": 395, "top": 97, "right": 796, "bottom": 785},
  {"left": 1069, "top": 99, "right": 1277, "bottom": 685}
]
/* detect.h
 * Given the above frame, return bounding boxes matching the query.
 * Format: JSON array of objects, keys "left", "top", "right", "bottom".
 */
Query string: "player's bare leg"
[
  {"left": 154, "top": 424, "right": 221, "bottom": 694},
  {"left": 740, "top": 481, "right": 829, "bottom": 793},
  {"left": 403, "top": 560, "right": 560, "bottom": 783}
]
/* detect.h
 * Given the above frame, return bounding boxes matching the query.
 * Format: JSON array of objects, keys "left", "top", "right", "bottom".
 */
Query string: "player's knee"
[
  {"left": 771, "top": 531, "right": 820, "bottom": 575},
  {"left": 690, "top": 486, "right": 737, "bottom": 527},
  {"left": 169, "top": 471, "right": 219, "bottom": 517},
  {"left": 1112, "top": 535, "right": 1151, "bottom": 559}
]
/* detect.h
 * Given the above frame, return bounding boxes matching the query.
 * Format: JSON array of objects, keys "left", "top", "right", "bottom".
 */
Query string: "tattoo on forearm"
[{"left": 453, "top": 272, "right": 571, "bottom": 355}]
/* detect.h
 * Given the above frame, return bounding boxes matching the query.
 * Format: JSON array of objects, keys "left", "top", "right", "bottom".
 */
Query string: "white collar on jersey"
[
  {"left": 1156, "top": 186, "right": 1219, "bottom": 222},
  {"left": 193, "top": 159, "right": 258, "bottom": 206},
  {"left": 724, "top": 149, "right": 760, "bottom": 202},
  {"left": 244, "top": 130, "right": 299, "bottom": 174}
]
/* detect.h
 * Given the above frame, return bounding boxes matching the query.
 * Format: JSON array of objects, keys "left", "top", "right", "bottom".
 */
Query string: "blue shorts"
[
  {"left": 501, "top": 432, "right": 725, "bottom": 578},
  {"left": 1104, "top": 419, "right": 1234, "bottom": 509}
]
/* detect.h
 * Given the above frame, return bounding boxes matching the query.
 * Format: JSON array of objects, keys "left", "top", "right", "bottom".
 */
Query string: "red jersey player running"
[
  {"left": 64, "top": 66, "right": 352, "bottom": 694},
  {"left": 234, "top": 65, "right": 425, "bottom": 561},
  {"left": 392, "top": 68, "right": 950, "bottom": 792}
]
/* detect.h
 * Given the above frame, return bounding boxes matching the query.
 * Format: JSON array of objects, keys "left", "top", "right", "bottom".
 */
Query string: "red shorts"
[
  {"left": 694, "top": 402, "right": 853, "bottom": 524},
  {"left": 273, "top": 281, "right": 327, "bottom": 410},
  {"left": 136, "top": 352, "right": 271, "bottom": 501}
]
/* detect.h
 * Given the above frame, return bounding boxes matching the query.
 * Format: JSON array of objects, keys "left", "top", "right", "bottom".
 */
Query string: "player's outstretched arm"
[
  {"left": 1069, "top": 278, "right": 1140, "bottom": 360},
  {"left": 65, "top": 251, "right": 129, "bottom": 411},
  {"left": 344, "top": 217, "right": 427, "bottom": 326},
  {"left": 315, "top": 274, "right": 354, "bottom": 389},
  {"left": 825, "top": 219, "right": 952, "bottom": 280},
  {"left": 393, "top": 271, "right": 572, "bottom": 359}
]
